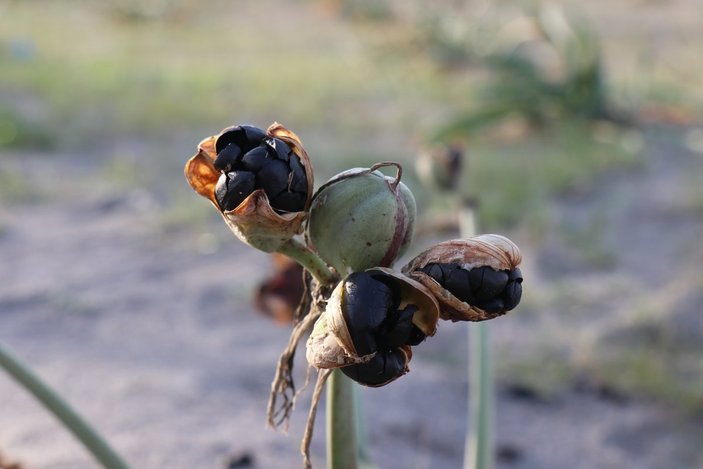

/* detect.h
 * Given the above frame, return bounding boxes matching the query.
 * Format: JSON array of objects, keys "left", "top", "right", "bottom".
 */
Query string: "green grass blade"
[{"left": 0, "top": 342, "right": 130, "bottom": 469}]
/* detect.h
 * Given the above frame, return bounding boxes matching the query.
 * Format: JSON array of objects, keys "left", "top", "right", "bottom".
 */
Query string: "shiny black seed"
[
  {"left": 421, "top": 263, "right": 445, "bottom": 284},
  {"left": 288, "top": 155, "right": 308, "bottom": 194},
  {"left": 214, "top": 143, "right": 242, "bottom": 172},
  {"left": 369, "top": 273, "right": 401, "bottom": 310},
  {"left": 445, "top": 267, "right": 472, "bottom": 302},
  {"left": 467, "top": 267, "right": 485, "bottom": 293},
  {"left": 420, "top": 263, "right": 522, "bottom": 313},
  {"left": 344, "top": 272, "right": 394, "bottom": 356},
  {"left": 406, "top": 326, "right": 427, "bottom": 346},
  {"left": 258, "top": 159, "right": 291, "bottom": 201},
  {"left": 240, "top": 146, "right": 271, "bottom": 172},
  {"left": 266, "top": 138, "right": 291, "bottom": 162},
  {"left": 341, "top": 349, "right": 406, "bottom": 386},
  {"left": 479, "top": 268, "right": 509, "bottom": 298},
  {"left": 215, "top": 125, "right": 267, "bottom": 154},
  {"left": 378, "top": 305, "right": 425, "bottom": 350},
  {"left": 509, "top": 268, "right": 523, "bottom": 282},
  {"left": 270, "top": 191, "right": 305, "bottom": 213},
  {"left": 476, "top": 297, "right": 505, "bottom": 314},
  {"left": 503, "top": 278, "right": 523, "bottom": 311},
  {"left": 215, "top": 171, "right": 256, "bottom": 211}
]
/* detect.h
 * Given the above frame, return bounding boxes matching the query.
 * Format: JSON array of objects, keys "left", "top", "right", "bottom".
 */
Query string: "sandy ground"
[{"left": 2, "top": 125, "right": 703, "bottom": 468}]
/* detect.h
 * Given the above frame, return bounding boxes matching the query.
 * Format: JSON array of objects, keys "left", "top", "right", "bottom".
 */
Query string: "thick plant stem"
[
  {"left": 461, "top": 204, "right": 495, "bottom": 469},
  {"left": 326, "top": 369, "right": 357, "bottom": 469},
  {"left": 0, "top": 342, "right": 130, "bottom": 469},
  {"left": 277, "top": 237, "right": 336, "bottom": 285}
]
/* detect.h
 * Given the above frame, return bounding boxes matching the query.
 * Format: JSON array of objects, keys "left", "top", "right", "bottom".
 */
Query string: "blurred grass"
[{"left": 0, "top": 0, "right": 689, "bottom": 233}]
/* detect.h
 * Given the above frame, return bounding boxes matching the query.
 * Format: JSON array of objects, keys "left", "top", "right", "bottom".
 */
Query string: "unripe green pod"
[{"left": 307, "top": 162, "right": 416, "bottom": 275}]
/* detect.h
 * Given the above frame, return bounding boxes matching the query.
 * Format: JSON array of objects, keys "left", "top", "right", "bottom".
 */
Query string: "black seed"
[
  {"left": 503, "top": 278, "right": 522, "bottom": 311},
  {"left": 421, "top": 263, "right": 445, "bottom": 284},
  {"left": 258, "top": 159, "right": 291, "bottom": 201},
  {"left": 214, "top": 143, "right": 242, "bottom": 172},
  {"left": 407, "top": 326, "right": 427, "bottom": 346},
  {"left": 241, "top": 125, "right": 267, "bottom": 146},
  {"left": 241, "top": 146, "right": 271, "bottom": 172},
  {"left": 341, "top": 349, "right": 406, "bottom": 386},
  {"left": 215, "top": 125, "right": 266, "bottom": 155},
  {"left": 476, "top": 297, "right": 504, "bottom": 314},
  {"left": 378, "top": 305, "right": 424, "bottom": 350},
  {"left": 445, "top": 267, "right": 472, "bottom": 302},
  {"left": 215, "top": 171, "right": 256, "bottom": 211},
  {"left": 480, "top": 269, "right": 509, "bottom": 298},
  {"left": 467, "top": 267, "right": 485, "bottom": 293},
  {"left": 344, "top": 272, "right": 394, "bottom": 356},
  {"left": 369, "top": 273, "right": 401, "bottom": 310},
  {"left": 266, "top": 138, "right": 291, "bottom": 162},
  {"left": 509, "top": 268, "right": 523, "bottom": 282},
  {"left": 270, "top": 191, "right": 305, "bottom": 213},
  {"left": 288, "top": 154, "right": 308, "bottom": 194}
]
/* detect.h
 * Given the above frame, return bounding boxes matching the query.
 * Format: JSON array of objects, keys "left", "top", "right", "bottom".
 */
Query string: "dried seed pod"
[
  {"left": 306, "top": 268, "right": 438, "bottom": 387},
  {"left": 402, "top": 234, "right": 523, "bottom": 322},
  {"left": 307, "top": 162, "right": 416, "bottom": 275},
  {"left": 416, "top": 144, "right": 463, "bottom": 192},
  {"left": 184, "top": 122, "right": 314, "bottom": 252},
  {"left": 253, "top": 253, "right": 305, "bottom": 324}
]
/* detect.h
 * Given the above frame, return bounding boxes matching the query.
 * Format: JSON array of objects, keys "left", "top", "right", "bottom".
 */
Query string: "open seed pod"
[
  {"left": 184, "top": 122, "right": 314, "bottom": 252},
  {"left": 306, "top": 268, "right": 439, "bottom": 387},
  {"left": 402, "top": 234, "right": 523, "bottom": 322}
]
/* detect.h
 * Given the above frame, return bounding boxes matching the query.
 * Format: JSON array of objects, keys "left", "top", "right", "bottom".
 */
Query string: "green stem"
[
  {"left": 352, "top": 385, "right": 375, "bottom": 469},
  {"left": 326, "top": 369, "right": 357, "bottom": 469},
  {"left": 460, "top": 204, "right": 494, "bottom": 469},
  {"left": 0, "top": 342, "right": 130, "bottom": 469},
  {"left": 277, "top": 237, "right": 337, "bottom": 285},
  {"left": 465, "top": 323, "right": 494, "bottom": 469}
]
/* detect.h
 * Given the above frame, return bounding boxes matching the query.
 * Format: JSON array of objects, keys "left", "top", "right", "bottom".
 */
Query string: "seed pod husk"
[
  {"left": 307, "top": 162, "right": 416, "bottom": 275},
  {"left": 306, "top": 268, "right": 438, "bottom": 387},
  {"left": 184, "top": 122, "right": 314, "bottom": 252},
  {"left": 402, "top": 234, "right": 523, "bottom": 322}
]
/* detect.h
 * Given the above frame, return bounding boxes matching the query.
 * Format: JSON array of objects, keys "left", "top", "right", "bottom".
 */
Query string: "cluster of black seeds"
[
  {"left": 340, "top": 271, "right": 426, "bottom": 386},
  {"left": 213, "top": 125, "right": 308, "bottom": 213},
  {"left": 420, "top": 264, "right": 522, "bottom": 313}
]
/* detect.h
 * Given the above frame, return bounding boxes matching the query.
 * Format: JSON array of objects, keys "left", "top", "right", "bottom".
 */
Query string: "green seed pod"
[{"left": 307, "top": 162, "right": 416, "bottom": 275}]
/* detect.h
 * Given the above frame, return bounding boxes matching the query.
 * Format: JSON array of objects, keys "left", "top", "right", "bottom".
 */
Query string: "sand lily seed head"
[
  {"left": 184, "top": 122, "right": 314, "bottom": 252},
  {"left": 307, "top": 162, "right": 416, "bottom": 275},
  {"left": 402, "top": 234, "right": 523, "bottom": 322},
  {"left": 306, "top": 268, "right": 438, "bottom": 387}
]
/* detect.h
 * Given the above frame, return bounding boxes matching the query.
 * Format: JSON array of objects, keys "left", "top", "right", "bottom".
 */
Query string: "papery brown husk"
[
  {"left": 183, "top": 122, "right": 314, "bottom": 252},
  {"left": 402, "top": 234, "right": 522, "bottom": 322}
]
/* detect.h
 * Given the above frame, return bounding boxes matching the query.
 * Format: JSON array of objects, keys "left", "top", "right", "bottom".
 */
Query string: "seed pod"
[
  {"left": 402, "top": 234, "right": 523, "bottom": 322},
  {"left": 184, "top": 122, "right": 314, "bottom": 252},
  {"left": 307, "top": 162, "right": 416, "bottom": 275},
  {"left": 306, "top": 268, "right": 439, "bottom": 387},
  {"left": 416, "top": 144, "right": 463, "bottom": 192},
  {"left": 253, "top": 253, "right": 305, "bottom": 324}
]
